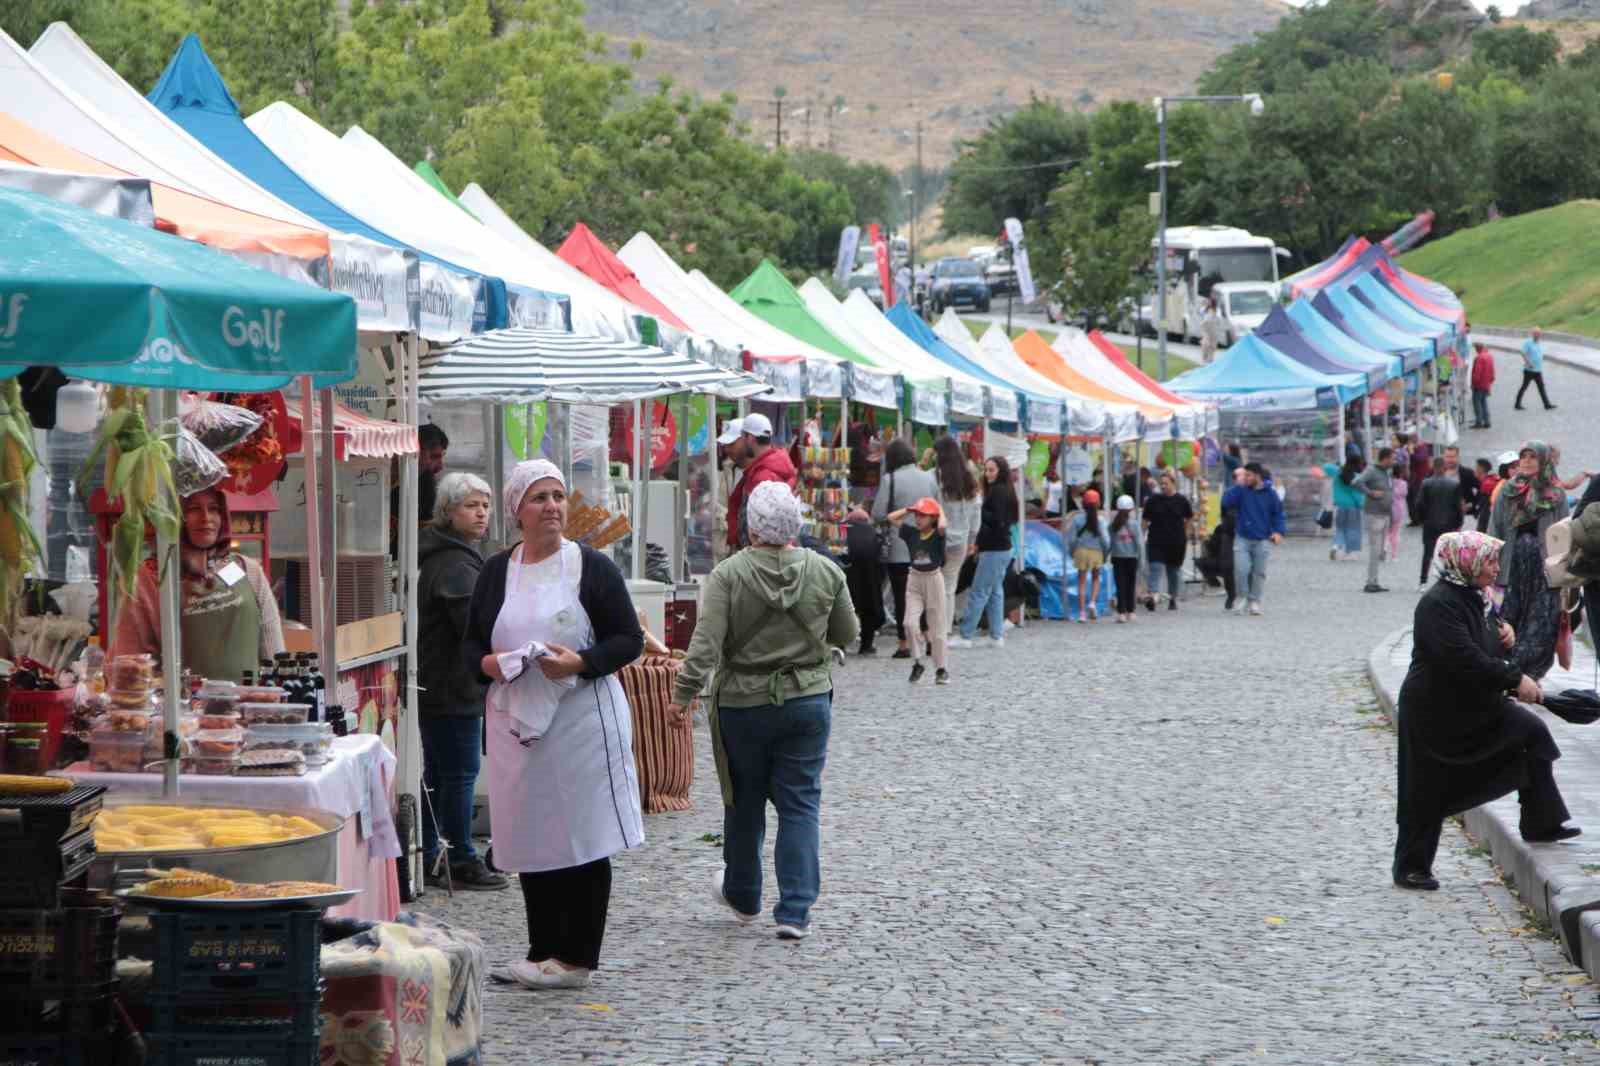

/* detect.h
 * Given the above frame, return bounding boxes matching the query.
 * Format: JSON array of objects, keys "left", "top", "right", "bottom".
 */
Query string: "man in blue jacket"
[{"left": 1221, "top": 462, "right": 1286, "bottom": 616}]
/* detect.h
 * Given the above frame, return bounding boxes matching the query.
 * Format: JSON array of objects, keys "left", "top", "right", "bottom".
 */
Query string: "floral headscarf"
[
  {"left": 1433, "top": 529, "right": 1505, "bottom": 591},
  {"left": 746, "top": 481, "right": 804, "bottom": 546},
  {"left": 1503, "top": 440, "right": 1564, "bottom": 530}
]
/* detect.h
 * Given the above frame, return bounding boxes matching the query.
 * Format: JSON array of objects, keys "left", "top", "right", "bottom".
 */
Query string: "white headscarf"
[
  {"left": 502, "top": 459, "right": 566, "bottom": 521},
  {"left": 747, "top": 481, "right": 803, "bottom": 546}
]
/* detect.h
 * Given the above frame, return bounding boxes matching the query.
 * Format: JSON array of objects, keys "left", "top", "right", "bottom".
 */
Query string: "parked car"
[
  {"left": 846, "top": 267, "right": 885, "bottom": 310},
  {"left": 1213, "top": 281, "right": 1277, "bottom": 345},
  {"left": 928, "top": 257, "right": 991, "bottom": 313},
  {"left": 984, "top": 259, "right": 1017, "bottom": 296},
  {"left": 967, "top": 244, "right": 999, "bottom": 267}
]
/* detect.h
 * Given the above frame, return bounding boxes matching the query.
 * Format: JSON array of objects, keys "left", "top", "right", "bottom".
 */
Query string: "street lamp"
[{"left": 1149, "top": 92, "right": 1264, "bottom": 380}]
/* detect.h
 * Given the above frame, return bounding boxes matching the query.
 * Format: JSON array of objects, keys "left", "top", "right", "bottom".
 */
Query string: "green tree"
[
  {"left": 940, "top": 96, "right": 1089, "bottom": 236},
  {"left": 1036, "top": 172, "right": 1153, "bottom": 323},
  {"left": 1200, "top": 0, "right": 1401, "bottom": 95},
  {"left": 789, "top": 148, "right": 894, "bottom": 226},
  {"left": 1472, "top": 25, "right": 1559, "bottom": 81}
]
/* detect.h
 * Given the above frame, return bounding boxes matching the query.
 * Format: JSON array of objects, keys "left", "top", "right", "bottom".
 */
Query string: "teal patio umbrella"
[{"left": 0, "top": 185, "right": 356, "bottom": 388}]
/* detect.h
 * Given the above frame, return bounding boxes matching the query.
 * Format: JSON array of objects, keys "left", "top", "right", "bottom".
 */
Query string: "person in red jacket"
[
  {"left": 720, "top": 413, "right": 797, "bottom": 551},
  {"left": 1470, "top": 340, "right": 1496, "bottom": 430}
]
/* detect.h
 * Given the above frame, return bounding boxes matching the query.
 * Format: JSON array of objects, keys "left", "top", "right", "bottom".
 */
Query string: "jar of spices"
[{"left": 9, "top": 737, "right": 43, "bottom": 774}]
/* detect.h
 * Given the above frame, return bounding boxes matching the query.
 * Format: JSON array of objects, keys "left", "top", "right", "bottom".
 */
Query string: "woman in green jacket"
[{"left": 669, "top": 481, "right": 858, "bottom": 941}]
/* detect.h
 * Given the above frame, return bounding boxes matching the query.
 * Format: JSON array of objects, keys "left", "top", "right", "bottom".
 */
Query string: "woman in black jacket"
[
  {"left": 1392, "top": 530, "right": 1577, "bottom": 892},
  {"left": 951, "top": 456, "right": 1017, "bottom": 646},
  {"left": 417, "top": 472, "right": 506, "bottom": 891},
  {"left": 461, "top": 460, "right": 644, "bottom": 989}
]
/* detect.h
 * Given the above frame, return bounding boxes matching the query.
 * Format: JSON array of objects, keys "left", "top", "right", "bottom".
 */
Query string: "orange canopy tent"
[
  {"left": 0, "top": 110, "right": 330, "bottom": 264},
  {"left": 1010, "top": 330, "right": 1177, "bottom": 423}
]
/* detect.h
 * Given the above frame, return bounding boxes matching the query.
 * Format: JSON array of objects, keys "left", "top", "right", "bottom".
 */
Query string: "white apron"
[{"left": 486, "top": 540, "right": 644, "bottom": 872}]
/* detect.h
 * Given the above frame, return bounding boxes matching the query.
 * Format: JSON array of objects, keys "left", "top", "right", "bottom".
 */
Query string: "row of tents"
[{"left": 0, "top": 21, "right": 1218, "bottom": 444}]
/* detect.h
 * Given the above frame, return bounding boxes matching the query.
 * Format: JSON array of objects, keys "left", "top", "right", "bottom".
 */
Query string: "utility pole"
[
  {"left": 912, "top": 119, "right": 922, "bottom": 314},
  {"left": 772, "top": 100, "right": 784, "bottom": 150}
]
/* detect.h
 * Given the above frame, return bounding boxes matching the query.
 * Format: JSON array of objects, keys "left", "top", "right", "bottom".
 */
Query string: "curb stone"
[
  {"left": 1367, "top": 626, "right": 1600, "bottom": 977},
  {"left": 1472, "top": 326, "right": 1600, "bottom": 378}
]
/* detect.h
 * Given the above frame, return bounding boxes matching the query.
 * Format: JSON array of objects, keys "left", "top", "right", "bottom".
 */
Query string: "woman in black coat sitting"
[{"left": 1392, "top": 530, "right": 1579, "bottom": 892}]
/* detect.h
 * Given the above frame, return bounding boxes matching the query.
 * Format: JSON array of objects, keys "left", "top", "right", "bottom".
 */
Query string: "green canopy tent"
[{"left": 0, "top": 184, "right": 357, "bottom": 794}]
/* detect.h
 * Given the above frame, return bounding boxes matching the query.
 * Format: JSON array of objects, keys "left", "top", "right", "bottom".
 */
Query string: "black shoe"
[
  {"left": 1522, "top": 824, "right": 1582, "bottom": 843},
  {"left": 1545, "top": 404, "right": 1558, "bottom": 410},
  {"left": 1514, "top": 404, "right": 1525, "bottom": 410},
  {"left": 935, "top": 668, "right": 949, "bottom": 686},
  {"left": 424, "top": 859, "right": 450, "bottom": 890},
  {"left": 1394, "top": 871, "right": 1439, "bottom": 891},
  {"left": 909, "top": 661, "right": 925, "bottom": 684},
  {"left": 451, "top": 858, "right": 510, "bottom": 891},
  {"left": 891, "top": 648, "right": 911, "bottom": 660},
  {"left": 1167, "top": 599, "right": 1178, "bottom": 611},
  {"left": 857, "top": 645, "right": 877, "bottom": 657},
  {"left": 1363, "top": 583, "right": 1388, "bottom": 593},
  {"left": 1223, "top": 597, "right": 1235, "bottom": 611}
]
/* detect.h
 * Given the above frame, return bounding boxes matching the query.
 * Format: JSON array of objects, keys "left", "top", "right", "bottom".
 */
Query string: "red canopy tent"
[
  {"left": 556, "top": 222, "right": 692, "bottom": 332},
  {"left": 1085, "top": 330, "right": 1197, "bottom": 407}
]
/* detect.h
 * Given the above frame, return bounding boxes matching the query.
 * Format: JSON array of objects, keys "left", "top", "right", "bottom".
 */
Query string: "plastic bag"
[
  {"left": 180, "top": 394, "right": 263, "bottom": 456},
  {"left": 172, "top": 427, "right": 228, "bottom": 497}
]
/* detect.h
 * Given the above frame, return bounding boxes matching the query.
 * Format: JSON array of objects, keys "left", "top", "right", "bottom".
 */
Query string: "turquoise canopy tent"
[
  {"left": 0, "top": 186, "right": 356, "bottom": 388},
  {"left": 0, "top": 184, "right": 356, "bottom": 796}
]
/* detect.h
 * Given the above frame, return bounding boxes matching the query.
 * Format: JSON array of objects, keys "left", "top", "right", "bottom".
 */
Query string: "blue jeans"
[
  {"left": 959, "top": 550, "right": 1010, "bottom": 640},
  {"left": 1472, "top": 389, "right": 1491, "bottom": 426},
  {"left": 1233, "top": 537, "right": 1272, "bottom": 604},
  {"left": 1149, "top": 561, "right": 1183, "bottom": 601},
  {"left": 420, "top": 716, "right": 483, "bottom": 868},
  {"left": 1333, "top": 506, "right": 1362, "bottom": 553},
  {"left": 719, "top": 693, "right": 832, "bottom": 928}
]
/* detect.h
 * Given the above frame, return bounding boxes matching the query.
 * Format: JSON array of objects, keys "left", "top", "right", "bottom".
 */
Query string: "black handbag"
[{"left": 1316, "top": 508, "right": 1334, "bottom": 530}]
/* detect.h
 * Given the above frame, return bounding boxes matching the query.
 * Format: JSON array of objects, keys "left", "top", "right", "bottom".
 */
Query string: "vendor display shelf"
[
  {"left": 799, "top": 445, "right": 851, "bottom": 548},
  {"left": 151, "top": 908, "right": 321, "bottom": 1003},
  {"left": 0, "top": 827, "right": 95, "bottom": 909},
  {"left": 0, "top": 902, "right": 118, "bottom": 995}
]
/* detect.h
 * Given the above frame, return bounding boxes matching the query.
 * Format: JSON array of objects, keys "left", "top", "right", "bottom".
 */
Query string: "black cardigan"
[
  {"left": 1397, "top": 580, "right": 1523, "bottom": 765},
  {"left": 462, "top": 542, "right": 644, "bottom": 686},
  {"left": 975, "top": 484, "right": 1016, "bottom": 553}
]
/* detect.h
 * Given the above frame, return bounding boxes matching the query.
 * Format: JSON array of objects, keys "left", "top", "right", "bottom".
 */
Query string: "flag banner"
[
  {"left": 834, "top": 225, "right": 861, "bottom": 283},
  {"left": 1005, "top": 217, "right": 1037, "bottom": 305}
]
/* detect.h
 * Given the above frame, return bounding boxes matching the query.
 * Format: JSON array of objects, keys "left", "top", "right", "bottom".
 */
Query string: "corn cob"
[
  {"left": 80, "top": 390, "right": 179, "bottom": 597},
  {"left": 0, "top": 773, "right": 72, "bottom": 795},
  {"left": 0, "top": 380, "right": 42, "bottom": 624}
]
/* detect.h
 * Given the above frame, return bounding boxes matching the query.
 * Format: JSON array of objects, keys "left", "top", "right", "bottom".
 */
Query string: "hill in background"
[{"left": 584, "top": 0, "right": 1290, "bottom": 170}]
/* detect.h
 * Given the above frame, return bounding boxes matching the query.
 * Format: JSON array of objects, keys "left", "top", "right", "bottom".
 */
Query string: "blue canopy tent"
[
  {"left": 1346, "top": 275, "right": 1451, "bottom": 351},
  {"left": 1287, "top": 300, "right": 1402, "bottom": 382},
  {"left": 1254, "top": 306, "right": 1383, "bottom": 394},
  {"left": 148, "top": 34, "right": 500, "bottom": 337},
  {"left": 1314, "top": 289, "right": 1429, "bottom": 372}
]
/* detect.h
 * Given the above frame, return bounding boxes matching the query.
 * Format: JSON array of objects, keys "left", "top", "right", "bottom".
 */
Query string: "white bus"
[{"left": 1150, "top": 226, "right": 1288, "bottom": 343}]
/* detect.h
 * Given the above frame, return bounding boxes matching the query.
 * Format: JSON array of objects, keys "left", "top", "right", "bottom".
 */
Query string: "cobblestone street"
[{"left": 417, "top": 360, "right": 1600, "bottom": 1064}]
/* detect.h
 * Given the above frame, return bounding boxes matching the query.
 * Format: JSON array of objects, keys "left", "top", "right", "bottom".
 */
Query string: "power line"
[{"left": 949, "top": 155, "right": 1085, "bottom": 173}]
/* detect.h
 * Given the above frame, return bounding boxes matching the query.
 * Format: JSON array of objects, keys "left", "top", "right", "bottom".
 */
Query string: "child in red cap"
[{"left": 888, "top": 497, "right": 950, "bottom": 684}]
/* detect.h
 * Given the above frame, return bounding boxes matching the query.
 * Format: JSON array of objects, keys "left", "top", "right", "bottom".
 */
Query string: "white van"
[
  {"left": 1214, "top": 281, "right": 1278, "bottom": 345},
  {"left": 1150, "top": 226, "right": 1288, "bottom": 343}
]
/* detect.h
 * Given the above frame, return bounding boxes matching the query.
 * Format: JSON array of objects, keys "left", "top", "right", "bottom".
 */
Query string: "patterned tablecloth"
[{"left": 618, "top": 654, "right": 694, "bottom": 813}]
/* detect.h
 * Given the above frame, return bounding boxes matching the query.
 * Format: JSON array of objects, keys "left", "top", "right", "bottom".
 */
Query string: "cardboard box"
[{"left": 280, "top": 613, "right": 404, "bottom": 664}]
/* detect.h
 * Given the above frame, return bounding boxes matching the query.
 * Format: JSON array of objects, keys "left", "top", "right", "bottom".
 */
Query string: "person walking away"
[
  {"left": 842, "top": 505, "right": 884, "bottom": 656},
  {"left": 417, "top": 473, "right": 507, "bottom": 891},
  {"left": 1142, "top": 472, "right": 1194, "bottom": 607},
  {"left": 1416, "top": 457, "right": 1465, "bottom": 592},
  {"left": 889, "top": 498, "right": 950, "bottom": 684},
  {"left": 1392, "top": 530, "right": 1576, "bottom": 892},
  {"left": 1488, "top": 441, "right": 1570, "bottom": 679},
  {"left": 1067, "top": 490, "right": 1110, "bottom": 622},
  {"left": 1108, "top": 495, "right": 1145, "bottom": 623},
  {"left": 1473, "top": 458, "right": 1497, "bottom": 533},
  {"left": 933, "top": 437, "right": 981, "bottom": 637},
  {"left": 1470, "top": 342, "right": 1495, "bottom": 428},
  {"left": 871, "top": 438, "right": 937, "bottom": 658},
  {"left": 1407, "top": 439, "right": 1433, "bottom": 526},
  {"left": 462, "top": 460, "right": 645, "bottom": 989},
  {"left": 668, "top": 482, "right": 858, "bottom": 940},
  {"left": 1356, "top": 448, "right": 1394, "bottom": 593},
  {"left": 950, "top": 456, "right": 1017, "bottom": 648},
  {"left": 722, "top": 414, "right": 797, "bottom": 553},
  {"left": 1221, "top": 462, "right": 1285, "bottom": 616},
  {"left": 1199, "top": 296, "right": 1221, "bottom": 364},
  {"left": 1318, "top": 455, "right": 1366, "bottom": 561},
  {"left": 1515, "top": 327, "right": 1556, "bottom": 411}
]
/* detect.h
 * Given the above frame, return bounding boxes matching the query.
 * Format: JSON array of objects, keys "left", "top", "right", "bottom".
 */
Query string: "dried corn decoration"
[
  {"left": 81, "top": 388, "right": 180, "bottom": 597},
  {"left": 0, "top": 378, "right": 44, "bottom": 622}
]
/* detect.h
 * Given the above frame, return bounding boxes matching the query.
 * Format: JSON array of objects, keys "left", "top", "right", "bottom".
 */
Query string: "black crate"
[
  {"left": 0, "top": 981, "right": 117, "bottom": 1035},
  {"left": 151, "top": 909, "right": 321, "bottom": 1002},
  {"left": 150, "top": 995, "right": 321, "bottom": 1034},
  {"left": 0, "top": 1031, "right": 117, "bottom": 1066},
  {"left": 144, "top": 1029, "right": 320, "bottom": 1066},
  {"left": 0, "top": 786, "right": 105, "bottom": 845},
  {"left": 0, "top": 829, "right": 95, "bottom": 909},
  {"left": 0, "top": 904, "right": 119, "bottom": 993}
]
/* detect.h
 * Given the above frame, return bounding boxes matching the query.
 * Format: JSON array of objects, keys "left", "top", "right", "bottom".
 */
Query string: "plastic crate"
[
  {"left": 0, "top": 981, "right": 116, "bottom": 1034},
  {"left": 0, "top": 785, "right": 104, "bottom": 844},
  {"left": 0, "top": 1031, "right": 116, "bottom": 1066},
  {"left": 151, "top": 909, "right": 321, "bottom": 1002},
  {"left": 0, "top": 828, "right": 95, "bottom": 909},
  {"left": 144, "top": 1028, "right": 320, "bottom": 1066},
  {"left": 0, "top": 904, "right": 119, "bottom": 993},
  {"left": 151, "top": 995, "right": 321, "bottom": 1034}
]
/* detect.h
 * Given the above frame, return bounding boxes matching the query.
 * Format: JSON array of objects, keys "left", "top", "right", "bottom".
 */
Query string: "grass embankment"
[{"left": 1399, "top": 200, "right": 1600, "bottom": 338}]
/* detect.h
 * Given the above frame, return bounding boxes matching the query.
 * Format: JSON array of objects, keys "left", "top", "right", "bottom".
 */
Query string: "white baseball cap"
[
  {"left": 1116, "top": 494, "right": 1135, "bottom": 511},
  {"left": 741, "top": 412, "right": 774, "bottom": 439},
  {"left": 716, "top": 417, "right": 744, "bottom": 446}
]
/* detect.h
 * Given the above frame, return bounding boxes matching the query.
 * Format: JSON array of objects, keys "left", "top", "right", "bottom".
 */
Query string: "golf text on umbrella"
[
  {"left": 0, "top": 294, "right": 28, "bottom": 350},
  {"left": 223, "top": 306, "right": 285, "bottom": 357}
]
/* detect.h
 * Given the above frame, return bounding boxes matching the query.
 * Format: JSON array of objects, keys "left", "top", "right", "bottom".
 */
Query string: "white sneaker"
[
  {"left": 713, "top": 868, "right": 756, "bottom": 924},
  {"left": 1248, "top": 602, "right": 1263, "bottom": 616},
  {"left": 508, "top": 958, "right": 592, "bottom": 989},
  {"left": 988, "top": 637, "right": 1005, "bottom": 648},
  {"left": 947, "top": 636, "right": 975, "bottom": 649},
  {"left": 775, "top": 924, "right": 809, "bottom": 941},
  {"left": 1418, "top": 582, "right": 1427, "bottom": 593},
  {"left": 1003, "top": 619, "right": 1017, "bottom": 631}
]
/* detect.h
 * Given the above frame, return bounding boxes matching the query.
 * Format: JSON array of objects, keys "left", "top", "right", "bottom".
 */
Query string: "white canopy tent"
[
  {"left": 682, "top": 269, "right": 848, "bottom": 397},
  {"left": 796, "top": 279, "right": 947, "bottom": 423},
  {"left": 837, "top": 290, "right": 991, "bottom": 419},
  {"left": 1049, "top": 328, "right": 1211, "bottom": 440},
  {"left": 973, "top": 325, "right": 1141, "bottom": 443},
  {"left": 24, "top": 22, "right": 416, "bottom": 335}
]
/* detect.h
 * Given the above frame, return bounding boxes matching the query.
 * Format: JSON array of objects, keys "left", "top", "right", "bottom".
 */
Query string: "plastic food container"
[
  {"left": 106, "top": 709, "right": 151, "bottom": 732},
  {"left": 108, "top": 654, "right": 155, "bottom": 692},
  {"left": 239, "top": 702, "right": 311, "bottom": 726},
  {"left": 196, "top": 713, "right": 241, "bottom": 731},
  {"left": 89, "top": 730, "right": 145, "bottom": 773},
  {"left": 189, "top": 755, "right": 237, "bottom": 776},
  {"left": 108, "top": 688, "right": 155, "bottom": 711},
  {"left": 233, "top": 685, "right": 287, "bottom": 704},
  {"left": 244, "top": 723, "right": 332, "bottom": 765},
  {"left": 6, "top": 737, "right": 42, "bottom": 774},
  {"left": 194, "top": 682, "right": 241, "bottom": 717},
  {"left": 190, "top": 729, "right": 245, "bottom": 758}
]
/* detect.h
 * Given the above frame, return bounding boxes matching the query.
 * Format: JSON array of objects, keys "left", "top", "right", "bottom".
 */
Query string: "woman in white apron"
[{"left": 462, "top": 459, "right": 644, "bottom": 990}]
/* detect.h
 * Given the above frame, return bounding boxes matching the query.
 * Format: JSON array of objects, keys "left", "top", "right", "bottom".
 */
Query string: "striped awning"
[
  {"left": 419, "top": 327, "right": 772, "bottom": 403},
  {"left": 282, "top": 397, "right": 418, "bottom": 460}
]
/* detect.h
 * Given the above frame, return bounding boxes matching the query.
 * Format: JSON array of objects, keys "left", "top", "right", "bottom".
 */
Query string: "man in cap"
[
  {"left": 1220, "top": 462, "right": 1286, "bottom": 616},
  {"left": 722, "top": 412, "right": 797, "bottom": 552}
]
